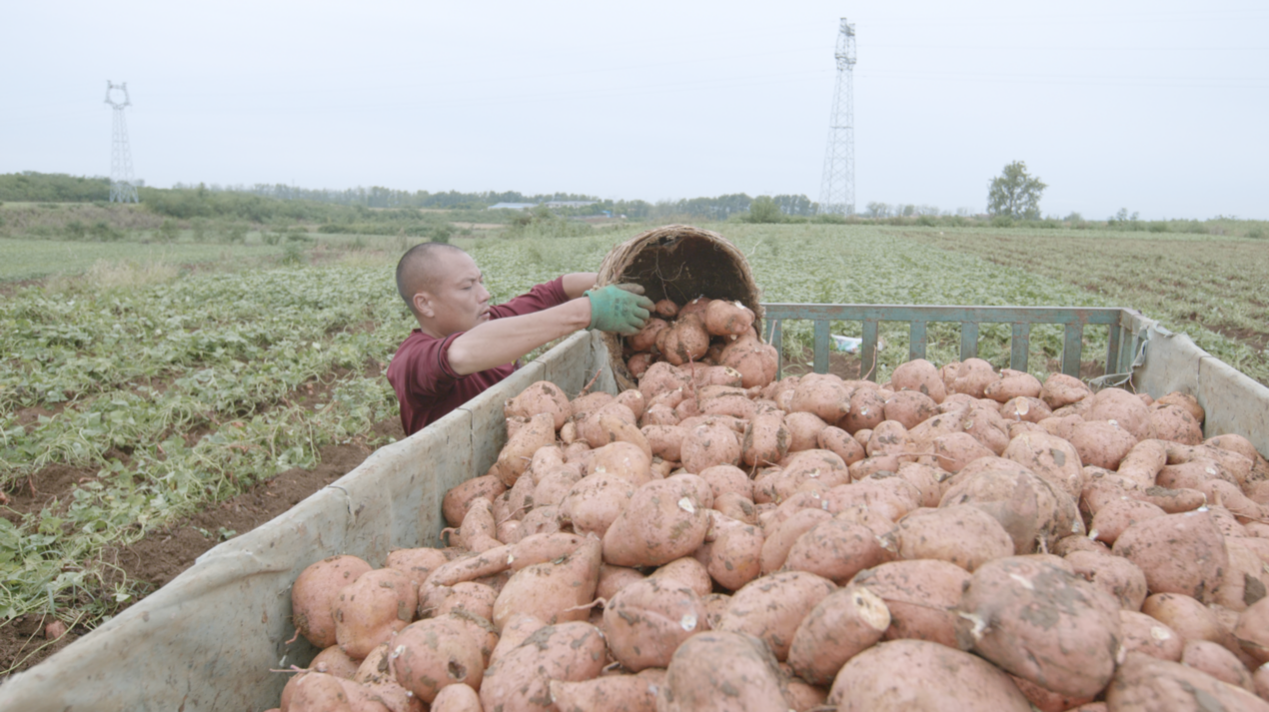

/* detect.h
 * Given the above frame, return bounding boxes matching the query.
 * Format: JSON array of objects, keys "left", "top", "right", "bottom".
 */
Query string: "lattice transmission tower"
[
  {"left": 818, "top": 18, "right": 857, "bottom": 215},
  {"left": 104, "top": 81, "right": 139, "bottom": 203}
]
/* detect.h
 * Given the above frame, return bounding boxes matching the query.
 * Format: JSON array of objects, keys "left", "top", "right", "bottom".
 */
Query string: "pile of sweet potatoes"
[{"left": 271, "top": 332, "right": 1269, "bottom": 711}]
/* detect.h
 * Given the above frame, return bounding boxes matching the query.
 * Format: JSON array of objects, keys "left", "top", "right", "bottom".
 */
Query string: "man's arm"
[
  {"left": 447, "top": 299, "right": 591, "bottom": 376},
  {"left": 561, "top": 272, "right": 597, "bottom": 299}
]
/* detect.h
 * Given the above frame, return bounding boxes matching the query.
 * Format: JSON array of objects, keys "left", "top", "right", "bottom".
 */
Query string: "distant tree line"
[{"left": 0, "top": 172, "right": 112, "bottom": 202}]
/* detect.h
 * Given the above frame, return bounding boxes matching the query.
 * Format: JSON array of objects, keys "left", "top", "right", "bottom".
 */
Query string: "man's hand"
[{"left": 586, "top": 284, "right": 654, "bottom": 335}]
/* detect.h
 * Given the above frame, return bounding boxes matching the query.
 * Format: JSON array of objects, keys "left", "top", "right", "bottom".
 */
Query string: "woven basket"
[{"left": 596, "top": 224, "right": 763, "bottom": 392}]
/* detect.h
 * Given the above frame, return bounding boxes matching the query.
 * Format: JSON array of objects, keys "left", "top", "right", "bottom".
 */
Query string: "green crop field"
[{"left": 2, "top": 220, "right": 1267, "bottom": 672}]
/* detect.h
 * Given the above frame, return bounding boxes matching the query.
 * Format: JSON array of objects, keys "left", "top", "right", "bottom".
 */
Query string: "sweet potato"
[
  {"left": 1063, "top": 550, "right": 1148, "bottom": 610},
  {"left": 718, "top": 339, "right": 778, "bottom": 389},
  {"left": 891, "top": 358, "right": 947, "bottom": 404},
  {"left": 1000, "top": 395, "right": 1053, "bottom": 424},
  {"left": 1143, "top": 592, "right": 1229, "bottom": 649},
  {"left": 705, "top": 517, "right": 764, "bottom": 591},
  {"left": 760, "top": 507, "right": 833, "bottom": 574},
  {"left": 389, "top": 615, "right": 485, "bottom": 703},
  {"left": 442, "top": 475, "right": 508, "bottom": 529},
  {"left": 742, "top": 410, "right": 790, "bottom": 467},
  {"left": 714, "top": 570, "right": 837, "bottom": 660},
  {"left": 292, "top": 555, "right": 374, "bottom": 648},
  {"left": 679, "top": 418, "right": 742, "bottom": 475},
  {"left": 924, "top": 432, "right": 994, "bottom": 474},
  {"left": 1235, "top": 597, "right": 1269, "bottom": 665},
  {"left": 1070, "top": 419, "right": 1139, "bottom": 471},
  {"left": 479, "top": 622, "right": 608, "bottom": 712},
  {"left": 1002, "top": 430, "right": 1084, "bottom": 499},
  {"left": 844, "top": 386, "right": 888, "bottom": 434},
  {"left": 1090, "top": 497, "right": 1167, "bottom": 546},
  {"left": 786, "top": 584, "right": 890, "bottom": 686},
  {"left": 491, "top": 412, "right": 557, "bottom": 487},
  {"left": 1148, "top": 404, "right": 1204, "bottom": 445},
  {"left": 603, "top": 478, "right": 710, "bottom": 568},
  {"left": 603, "top": 576, "right": 707, "bottom": 671},
  {"left": 939, "top": 464, "right": 1069, "bottom": 554},
  {"left": 781, "top": 518, "right": 893, "bottom": 584},
  {"left": 1104, "top": 652, "right": 1269, "bottom": 711},
  {"left": 893, "top": 505, "right": 1014, "bottom": 571},
  {"left": 504, "top": 380, "right": 571, "bottom": 431},
  {"left": 1040, "top": 373, "right": 1092, "bottom": 409},
  {"left": 311, "top": 644, "right": 361, "bottom": 679},
  {"left": 704, "top": 300, "right": 755, "bottom": 337},
  {"left": 1217, "top": 540, "right": 1269, "bottom": 612},
  {"left": 430, "top": 683, "right": 482, "bottom": 712},
  {"left": 949, "top": 358, "right": 998, "bottom": 399},
  {"left": 647, "top": 555, "right": 713, "bottom": 598},
  {"left": 790, "top": 374, "right": 851, "bottom": 424},
  {"left": 491, "top": 535, "right": 601, "bottom": 630},
  {"left": 984, "top": 368, "right": 1042, "bottom": 403},
  {"left": 1119, "top": 609, "right": 1183, "bottom": 661},
  {"left": 852, "top": 559, "right": 971, "bottom": 649},
  {"left": 334, "top": 568, "right": 420, "bottom": 660},
  {"left": 1113, "top": 510, "right": 1230, "bottom": 602},
  {"left": 828, "top": 639, "right": 1031, "bottom": 711},
  {"left": 954, "top": 556, "right": 1121, "bottom": 698},
  {"left": 549, "top": 675, "right": 659, "bottom": 712},
  {"left": 884, "top": 390, "right": 940, "bottom": 430},
  {"left": 657, "top": 631, "right": 792, "bottom": 712},
  {"left": 1087, "top": 387, "right": 1150, "bottom": 440},
  {"left": 1182, "top": 640, "right": 1256, "bottom": 691}
]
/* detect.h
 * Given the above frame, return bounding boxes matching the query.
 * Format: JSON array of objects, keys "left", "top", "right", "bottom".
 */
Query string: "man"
[{"left": 388, "top": 242, "right": 652, "bottom": 436}]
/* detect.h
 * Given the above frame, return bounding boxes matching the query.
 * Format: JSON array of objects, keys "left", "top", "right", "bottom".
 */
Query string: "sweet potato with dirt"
[
  {"left": 491, "top": 412, "right": 557, "bottom": 487},
  {"left": 1000, "top": 395, "right": 1052, "bottom": 424},
  {"left": 1119, "top": 608, "right": 1183, "bottom": 661},
  {"left": 706, "top": 517, "right": 764, "bottom": 591},
  {"left": 852, "top": 556, "right": 971, "bottom": 648},
  {"left": 648, "top": 554, "right": 713, "bottom": 597},
  {"left": 742, "top": 410, "right": 790, "bottom": 467},
  {"left": 504, "top": 380, "right": 571, "bottom": 431},
  {"left": 630, "top": 317, "right": 670, "bottom": 352},
  {"left": 789, "top": 374, "right": 852, "bottom": 424},
  {"left": 704, "top": 299, "right": 756, "bottom": 337},
  {"left": 949, "top": 358, "right": 998, "bottom": 399},
  {"left": 844, "top": 386, "right": 888, "bottom": 434},
  {"left": 760, "top": 507, "right": 834, "bottom": 574},
  {"left": 718, "top": 338, "right": 778, "bottom": 389},
  {"left": 786, "top": 584, "right": 890, "bottom": 686},
  {"left": 292, "top": 555, "right": 374, "bottom": 648},
  {"left": 893, "top": 505, "right": 1014, "bottom": 571},
  {"left": 479, "top": 622, "right": 609, "bottom": 712},
  {"left": 923, "top": 432, "right": 994, "bottom": 474},
  {"left": 939, "top": 464, "right": 1069, "bottom": 554},
  {"left": 549, "top": 675, "right": 659, "bottom": 712},
  {"left": 1087, "top": 386, "right": 1151, "bottom": 440},
  {"left": 890, "top": 358, "right": 946, "bottom": 403},
  {"left": 657, "top": 631, "right": 792, "bottom": 712},
  {"left": 603, "top": 478, "right": 710, "bottom": 567},
  {"left": 1113, "top": 510, "right": 1230, "bottom": 602},
  {"left": 1104, "top": 652, "right": 1269, "bottom": 711},
  {"left": 661, "top": 315, "right": 711, "bottom": 366},
  {"left": 679, "top": 418, "right": 742, "bottom": 475},
  {"left": 883, "top": 390, "right": 939, "bottom": 430},
  {"left": 828, "top": 639, "right": 1032, "bottom": 711},
  {"left": 1182, "top": 640, "right": 1256, "bottom": 691},
  {"left": 1040, "top": 373, "right": 1092, "bottom": 409},
  {"left": 1065, "top": 550, "right": 1149, "bottom": 610},
  {"left": 781, "top": 518, "right": 893, "bottom": 585},
  {"left": 1070, "top": 419, "right": 1139, "bottom": 471},
  {"left": 954, "top": 556, "right": 1121, "bottom": 698},
  {"left": 603, "top": 576, "right": 707, "bottom": 671},
  {"left": 1002, "top": 430, "right": 1084, "bottom": 498},
  {"left": 1148, "top": 404, "right": 1204, "bottom": 445},
  {"left": 389, "top": 615, "right": 486, "bottom": 703},
  {"left": 715, "top": 570, "right": 837, "bottom": 661},
  {"left": 491, "top": 534, "right": 601, "bottom": 630},
  {"left": 984, "top": 368, "right": 1042, "bottom": 403},
  {"left": 334, "top": 567, "right": 420, "bottom": 660},
  {"left": 1142, "top": 592, "right": 1229, "bottom": 649},
  {"left": 442, "top": 475, "right": 508, "bottom": 529},
  {"left": 1235, "top": 596, "right": 1269, "bottom": 665}
]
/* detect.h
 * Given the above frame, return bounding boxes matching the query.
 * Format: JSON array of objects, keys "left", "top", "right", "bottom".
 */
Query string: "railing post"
[
  {"left": 1010, "top": 323, "right": 1030, "bottom": 371},
  {"left": 960, "top": 322, "right": 979, "bottom": 361},
  {"left": 861, "top": 319, "right": 879, "bottom": 381}
]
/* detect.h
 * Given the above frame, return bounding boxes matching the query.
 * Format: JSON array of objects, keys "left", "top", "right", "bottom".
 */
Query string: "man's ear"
[{"left": 413, "top": 291, "right": 434, "bottom": 318}]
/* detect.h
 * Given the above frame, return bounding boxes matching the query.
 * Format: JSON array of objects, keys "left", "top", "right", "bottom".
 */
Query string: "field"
[{"left": 2, "top": 219, "right": 1267, "bottom": 675}]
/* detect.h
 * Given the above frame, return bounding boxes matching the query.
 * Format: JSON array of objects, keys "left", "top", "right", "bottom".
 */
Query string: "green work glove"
[{"left": 585, "top": 284, "right": 654, "bottom": 335}]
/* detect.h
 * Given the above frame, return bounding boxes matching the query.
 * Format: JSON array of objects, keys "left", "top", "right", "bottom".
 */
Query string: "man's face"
[{"left": 420, "top": 250, "right": 491, "bottom": 336}]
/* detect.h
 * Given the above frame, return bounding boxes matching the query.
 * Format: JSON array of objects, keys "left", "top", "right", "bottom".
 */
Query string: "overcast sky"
[{"left": 4, "top": 1, "right": 1266, "bottom": 219}]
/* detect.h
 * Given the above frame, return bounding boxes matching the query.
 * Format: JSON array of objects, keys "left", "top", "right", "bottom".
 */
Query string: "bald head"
[{"left": 396, "top": 242, "right": 468, "bottom": 313}]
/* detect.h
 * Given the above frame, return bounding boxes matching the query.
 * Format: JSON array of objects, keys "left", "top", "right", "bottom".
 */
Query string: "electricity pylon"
[
  {"left": 105, "top": 81, "right": 139, "bottom": 203},
  {"left": 818, "top": 19, "right": 857, "bottom": 216}
]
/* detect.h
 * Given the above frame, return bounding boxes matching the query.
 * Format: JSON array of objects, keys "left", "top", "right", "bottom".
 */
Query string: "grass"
[{"left": 903, "top": 228, "right": 1269, "bottom": 386}]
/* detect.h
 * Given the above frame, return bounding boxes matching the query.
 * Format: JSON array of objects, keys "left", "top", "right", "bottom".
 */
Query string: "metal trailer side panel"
[
  {"left": 0, "top": 331, "right": 613, "bottom": 712},
  {"left": 1135, "top": 325, "right": 1269, "bottom": 456}
]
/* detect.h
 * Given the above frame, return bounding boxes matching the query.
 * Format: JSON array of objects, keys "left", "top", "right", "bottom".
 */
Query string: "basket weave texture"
[{"left": 596, "top": 224, "right": 763, "bottom": 391}]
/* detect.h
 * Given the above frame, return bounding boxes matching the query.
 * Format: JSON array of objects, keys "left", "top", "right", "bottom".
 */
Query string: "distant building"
[{"left": 487, "top": 201, "right": 597, "bottom": 211}]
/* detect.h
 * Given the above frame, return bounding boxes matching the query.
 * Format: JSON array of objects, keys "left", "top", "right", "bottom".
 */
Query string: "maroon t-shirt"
[{"left": 388, "top": 277, "right": 570, "bottom": 436}]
